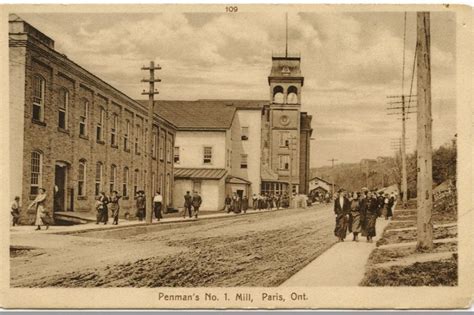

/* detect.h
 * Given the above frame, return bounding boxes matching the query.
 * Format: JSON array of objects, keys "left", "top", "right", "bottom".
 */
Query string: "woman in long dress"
[
  {"left": 365, "top": 192, "right": 380, "bottom": 242},
  {"left": 29, "top": 188, "right": 49, "bottom": 230},
  {"left": 349, "top": 192, "right": 362, "bottom": 242},
  {"left": 109, "top": 190, "right": 121, "bottom": 225}
]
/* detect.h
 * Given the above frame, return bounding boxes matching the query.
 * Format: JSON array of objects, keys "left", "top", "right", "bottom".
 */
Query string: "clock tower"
[{"left": 262, "top": 52, "right": 304, "bottom": 195}]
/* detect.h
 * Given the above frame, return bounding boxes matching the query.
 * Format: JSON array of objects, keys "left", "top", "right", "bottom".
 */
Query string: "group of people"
[
  {"left": 96, "top": 190, "right": 165, "bottom": 224},
  {"left": 95, "top": 190, "right": 122, "bottom": 225},
  {"left": 334, "top": 188, "right": 397, "bottom": 242},
  {"left": 224, "top": 193, "right": 249, "bottom": 213},
  {"left": 223, "top": 192, "right": 294, "bottom": 214},
  {"left": 311, "top": 191, "right": 332, "bottom": 204},
  {"left": 11, "top": 188, "right": 52, "bottom": 230},
  {"left": 183, "top": 191, "right": 202, "bottom": 219}
]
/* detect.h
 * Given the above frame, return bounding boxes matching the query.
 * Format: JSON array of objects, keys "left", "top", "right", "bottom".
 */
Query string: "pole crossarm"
[{"left": 141, "top": 79, "right": 162, "bottom": 83}]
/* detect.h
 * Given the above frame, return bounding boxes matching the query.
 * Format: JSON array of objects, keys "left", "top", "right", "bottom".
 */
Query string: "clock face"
[{"left": 280, "top": 115, "right": 290, "bottom": 126}]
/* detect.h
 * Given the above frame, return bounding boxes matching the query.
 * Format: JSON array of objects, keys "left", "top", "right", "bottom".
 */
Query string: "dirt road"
[{"left": 11, "top": 204, "right": 336, "bottom": 287}]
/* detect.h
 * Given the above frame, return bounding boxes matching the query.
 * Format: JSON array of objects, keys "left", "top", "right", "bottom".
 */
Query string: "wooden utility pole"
[
  {"left": 416, "top": 12, "right": 433, "bottom": 250},
  {"left": 387, "top": 96, "right": 416, "bottom": 207},
  {"left": 141, "top": 61, "right": 161, "bottom": 224},
  {"left": 328, "top": 158, "right": 338, "bottom": 195}
]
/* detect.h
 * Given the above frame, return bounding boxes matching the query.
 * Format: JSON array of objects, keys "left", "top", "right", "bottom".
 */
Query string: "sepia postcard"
[{"left": 0, "top": 3, "right": 472, "bottom": 310}]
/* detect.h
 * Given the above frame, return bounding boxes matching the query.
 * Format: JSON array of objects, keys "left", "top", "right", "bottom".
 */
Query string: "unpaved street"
[{"left": 11, "top": 204, "right": 335, "bottom": 287}]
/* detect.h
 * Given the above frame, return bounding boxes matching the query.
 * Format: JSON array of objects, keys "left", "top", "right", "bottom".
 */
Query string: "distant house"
[{"left": 308, "top": 176, "right": 337, "bottom": 197}]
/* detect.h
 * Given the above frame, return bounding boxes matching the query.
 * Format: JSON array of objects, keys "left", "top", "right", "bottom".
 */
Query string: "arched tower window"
[
  {"left": 287, "top": 86, "right": 298, "bottom": 104},
  {"left": 273, "top": 86, "right": 284, "bottom": 104}
]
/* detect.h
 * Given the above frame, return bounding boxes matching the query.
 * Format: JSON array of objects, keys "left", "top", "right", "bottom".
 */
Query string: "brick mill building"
[{"left": 9, "top": 14, "right": 176, "bottom": 223}]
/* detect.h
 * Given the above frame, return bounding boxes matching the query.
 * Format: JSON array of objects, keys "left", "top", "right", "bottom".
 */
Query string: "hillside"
[{"left": 311, "top": 137, "right": 456, "bottom": 195}]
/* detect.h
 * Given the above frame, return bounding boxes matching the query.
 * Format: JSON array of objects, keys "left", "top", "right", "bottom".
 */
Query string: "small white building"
[
  {"left": 157, "top": 100, "right": 264, "bottom": 211},
  {"left": 308, "top": 176, "right": 335, "bottom": 198}
]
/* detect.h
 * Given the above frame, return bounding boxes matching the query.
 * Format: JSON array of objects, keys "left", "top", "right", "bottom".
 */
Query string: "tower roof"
[{"left": 268, "top": 54, "right": 304, "bottom": 85}]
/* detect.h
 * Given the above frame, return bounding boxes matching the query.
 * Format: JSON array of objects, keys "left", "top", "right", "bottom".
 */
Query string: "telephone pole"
[
  {"left": 328, "top": 158, "right": 338, "bottom": 195},
  {"left": 416, "top": 12, "right": 433, "bottom": 250},
  {"left": 387, "top": 96, "right": 416, "bottom": 208},
  {"left": 141, "top": 61, "right": 161, "bottom": 224}
]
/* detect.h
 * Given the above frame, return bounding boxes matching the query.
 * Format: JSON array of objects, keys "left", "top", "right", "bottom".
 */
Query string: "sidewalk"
[
  {"left": 10, "top": 205, "right": 318, "bottom": 236},
  {"left": 281, "top": 217, "right": 390, "bottom": 287}
]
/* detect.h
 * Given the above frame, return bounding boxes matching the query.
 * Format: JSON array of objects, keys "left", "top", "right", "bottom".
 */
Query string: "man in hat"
[
  {"left": 334, "top": 189, "right": 351, "bottom": 241},
  {"left": 183, "top": 191, "right": 193, "bottom": 218},
  {"left": 192, "top": 191, "right": 202, "bottom": 219}
]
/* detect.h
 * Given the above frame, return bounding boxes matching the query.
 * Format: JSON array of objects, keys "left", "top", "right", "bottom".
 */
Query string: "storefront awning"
[{"left": 174, "top": 168, "right": 227, "bottom": 180}]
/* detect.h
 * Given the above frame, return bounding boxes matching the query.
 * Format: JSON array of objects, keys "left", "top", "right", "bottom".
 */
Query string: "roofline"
[
  {"left": 177, "top": 128, "right": 229, "bottom": 132},
  {"left": 309, "top": 176, "right": 334, "bottom": 185}
]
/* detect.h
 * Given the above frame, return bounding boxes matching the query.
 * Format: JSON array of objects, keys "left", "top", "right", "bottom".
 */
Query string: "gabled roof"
[
  {"left": 174, "top": 168, "right": 227, "bottom": 180},
  {"left": 136, "top": 99, "right": 267, "bottom": 130},
  {"left": 309, "top": 176, "right": 333, "bottom": 186}
]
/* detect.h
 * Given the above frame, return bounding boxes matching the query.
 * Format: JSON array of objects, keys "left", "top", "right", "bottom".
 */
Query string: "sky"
[{"left": 19, "top": 11, "right": 457, "bottom": 168}]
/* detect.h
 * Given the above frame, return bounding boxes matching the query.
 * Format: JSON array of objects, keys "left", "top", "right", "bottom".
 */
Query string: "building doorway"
[{"left": 54, "top": 162, "right": 68, "bottom": 212}]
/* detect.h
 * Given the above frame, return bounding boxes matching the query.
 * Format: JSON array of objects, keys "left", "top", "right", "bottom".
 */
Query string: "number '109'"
[{"left": 226, "top": 6, "right": 238, "bottom": 12}]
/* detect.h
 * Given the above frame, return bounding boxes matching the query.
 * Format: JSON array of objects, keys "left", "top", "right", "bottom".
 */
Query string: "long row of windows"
[
  {"left": 31, "top": 75, "right": 173, "bottom": 160},
  {"left": 30, "top": 151, "right": 170, "bottom": 198}
]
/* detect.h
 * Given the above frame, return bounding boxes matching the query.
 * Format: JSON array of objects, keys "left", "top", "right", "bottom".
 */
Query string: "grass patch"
[{"left": 361, "top": 257, "right": 458, "bottom": 286}]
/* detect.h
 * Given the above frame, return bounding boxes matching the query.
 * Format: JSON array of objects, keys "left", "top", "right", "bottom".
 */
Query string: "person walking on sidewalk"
[
  {"left": 135, "top": 191, "right": 146, "bottom": 221},
  {"left": 183, "top": 191, "right": 193, "bottom": 218},
  {"left": 11, "top": 196, "right": 21, "bottom": 226},
  {"left": 365, "top": 191, "right": 380, "bottom": 243},
  {"left": 192, "top": 191, "right": 202, "bottom": 219},
  {"left": 334, "top": 189, "right": 350, "bottom": 242},
  {"left": 224, "top": 195, "right": 232, "bottom": 213},
  {"left": 242, "top": 195, "right": 249, "bottom": 214},
  {"left": 109, "top": 190, "right": 121, "bottom": 225},
  {"left": 348, "top": 192, "right": 362, "bottom": 242},
  {"left": 28, "top": 188, "right": 50, "bottom": 231},
  {"left": 98, "top": 192, "right": 110, "bottom": 224},
  {"left": 153, "top": 191, "right": 163, "bottom": 221}
]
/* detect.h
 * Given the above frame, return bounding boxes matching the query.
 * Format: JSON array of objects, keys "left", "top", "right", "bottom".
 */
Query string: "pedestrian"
[
  {"left": 391, "top": 192, "right": 398, "bottom": 214},
  {"left": 231, "top": 193, "right": 238, "bottom": 213},
  {"left": 183, "top": 191, "right": 193, "bottom": 218},
  {"left": 224, "top": 195, "right": 232, "bottom": 213},
  {"left": 333, "top": 189, "right": 350, "bottom": 242},
  {"left": 153, "top": 191, "right": 163, "bottom": 221},
  {"left": 98, "top": 192, "right": 109, "bottom": 224},
  {"left": 28, "top": 188, "right": 50, "bottom": 230},
  {"left": 252, "top": 194, "right": 258, "bottom": 210},
  {"left": 95, "top": 196, "right": 103, "bottom": 224},
  {"left": 136, "top": 191, "right": 146, "bottom": 221},
  {"left": 242, "top": 195, "right": 249, "bottom": 214},
  {"left": 11, "top": 196, "right": 21, "bottom": 226},
  {"left": 109, "top": 190, "right": 121, "bottom": 225},
  {"left": 349, "top": 192, "right": 361, "bottom": 241},
  {"left": 387, "top": 193, "right": 395, "bottom": 219},
  {"left": 365, "top": 191, "right": 380, "bottom": 242},
  {"left": 192, "top": 191, "right": 202, "bottom": 219},
  {"left": 275, "top": 193, "right": 281, "bottom": 210},
  {"left": 267, "top": 194, "right": 273, "bottom": 210},
  {"left": 359, "top": 189, "right": 369, "bottom": 238}
]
